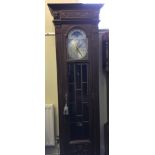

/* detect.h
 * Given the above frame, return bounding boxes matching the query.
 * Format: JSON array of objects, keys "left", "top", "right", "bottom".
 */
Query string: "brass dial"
[{"left": 67, "top": 29, "right": 88, "bottom": 60}]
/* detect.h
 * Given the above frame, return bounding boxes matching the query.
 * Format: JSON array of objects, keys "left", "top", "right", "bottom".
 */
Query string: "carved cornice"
[
  {"left": 51, "top": 10, "right": 100, "bottom": 25},
  {"left": 60, "top": 10, "right": 99, "bottom": 19},
  {"left": 53, "top": 11, "right": 60, "bottom": 19},
  {"left": 48, "top": 3, "right": 103, "bottom": 25}
]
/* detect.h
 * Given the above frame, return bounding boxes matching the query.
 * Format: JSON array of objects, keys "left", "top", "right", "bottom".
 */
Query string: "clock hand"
[
  {"left": 72, "top": 40, "right": 83, "bottom": 57},
  {"left": 76, "top": 46, "right": 83, "bottom": 57}
]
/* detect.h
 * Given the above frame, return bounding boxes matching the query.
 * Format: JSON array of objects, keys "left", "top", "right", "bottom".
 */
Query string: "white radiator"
[{"left": 45, "top": 104, "right": 55, "bottom": 146}]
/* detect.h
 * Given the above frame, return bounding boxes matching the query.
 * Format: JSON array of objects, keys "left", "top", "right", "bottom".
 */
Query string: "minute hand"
[{"left": 76, "top": 46, "right": 83, "bottom": 57}]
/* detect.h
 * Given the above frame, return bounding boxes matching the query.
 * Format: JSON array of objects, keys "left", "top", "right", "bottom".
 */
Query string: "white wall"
[{"left": 78, "top": 0, "right": 110, "bottom": 29}]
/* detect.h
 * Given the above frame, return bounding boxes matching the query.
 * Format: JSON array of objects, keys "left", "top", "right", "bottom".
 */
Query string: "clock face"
[{"left": 67, "top": 29, "right": 88, "bottom": 60}]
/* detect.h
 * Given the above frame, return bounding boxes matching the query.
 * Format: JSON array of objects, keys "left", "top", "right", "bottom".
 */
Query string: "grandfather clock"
[{"left": 48, "top": 4, "right": 103, "bottom": 155}]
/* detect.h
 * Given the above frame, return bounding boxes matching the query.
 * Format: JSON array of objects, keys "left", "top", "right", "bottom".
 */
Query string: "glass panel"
[
  {"left": 70, "top": 122, "right": 89, "bottom": 140},
  {"left": 83, "top": 122, "right": 89, "bottom": 139},
  {"left": 82, "top": 83, "right": 88, "bottom": 101},
  {"left": 69, "top": 103, "right": 76, "bottom": 115},
  {"left": 70, "top": 122, "right": 84, "bottom": 140},
  {"left": 75, "top": 64, "right": 81, "bottom": 89},
  {"left": 76, "top": 90, "right": 82, "bottom": 114},
  {"left": 83, "top": 103, "right": 89, "bottom": 121},
  {"left": 82, "top": 64, "right": 87, "bottom": 82}
]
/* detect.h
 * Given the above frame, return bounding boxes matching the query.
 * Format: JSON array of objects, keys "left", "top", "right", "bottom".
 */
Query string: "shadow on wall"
[{"left": 99, "top": 29, "right": 109, "bottom": 155}]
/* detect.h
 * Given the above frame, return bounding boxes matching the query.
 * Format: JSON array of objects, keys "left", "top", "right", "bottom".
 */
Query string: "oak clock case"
[{"left": 48, "top": 4, "right": 103, "bottom": 155}]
